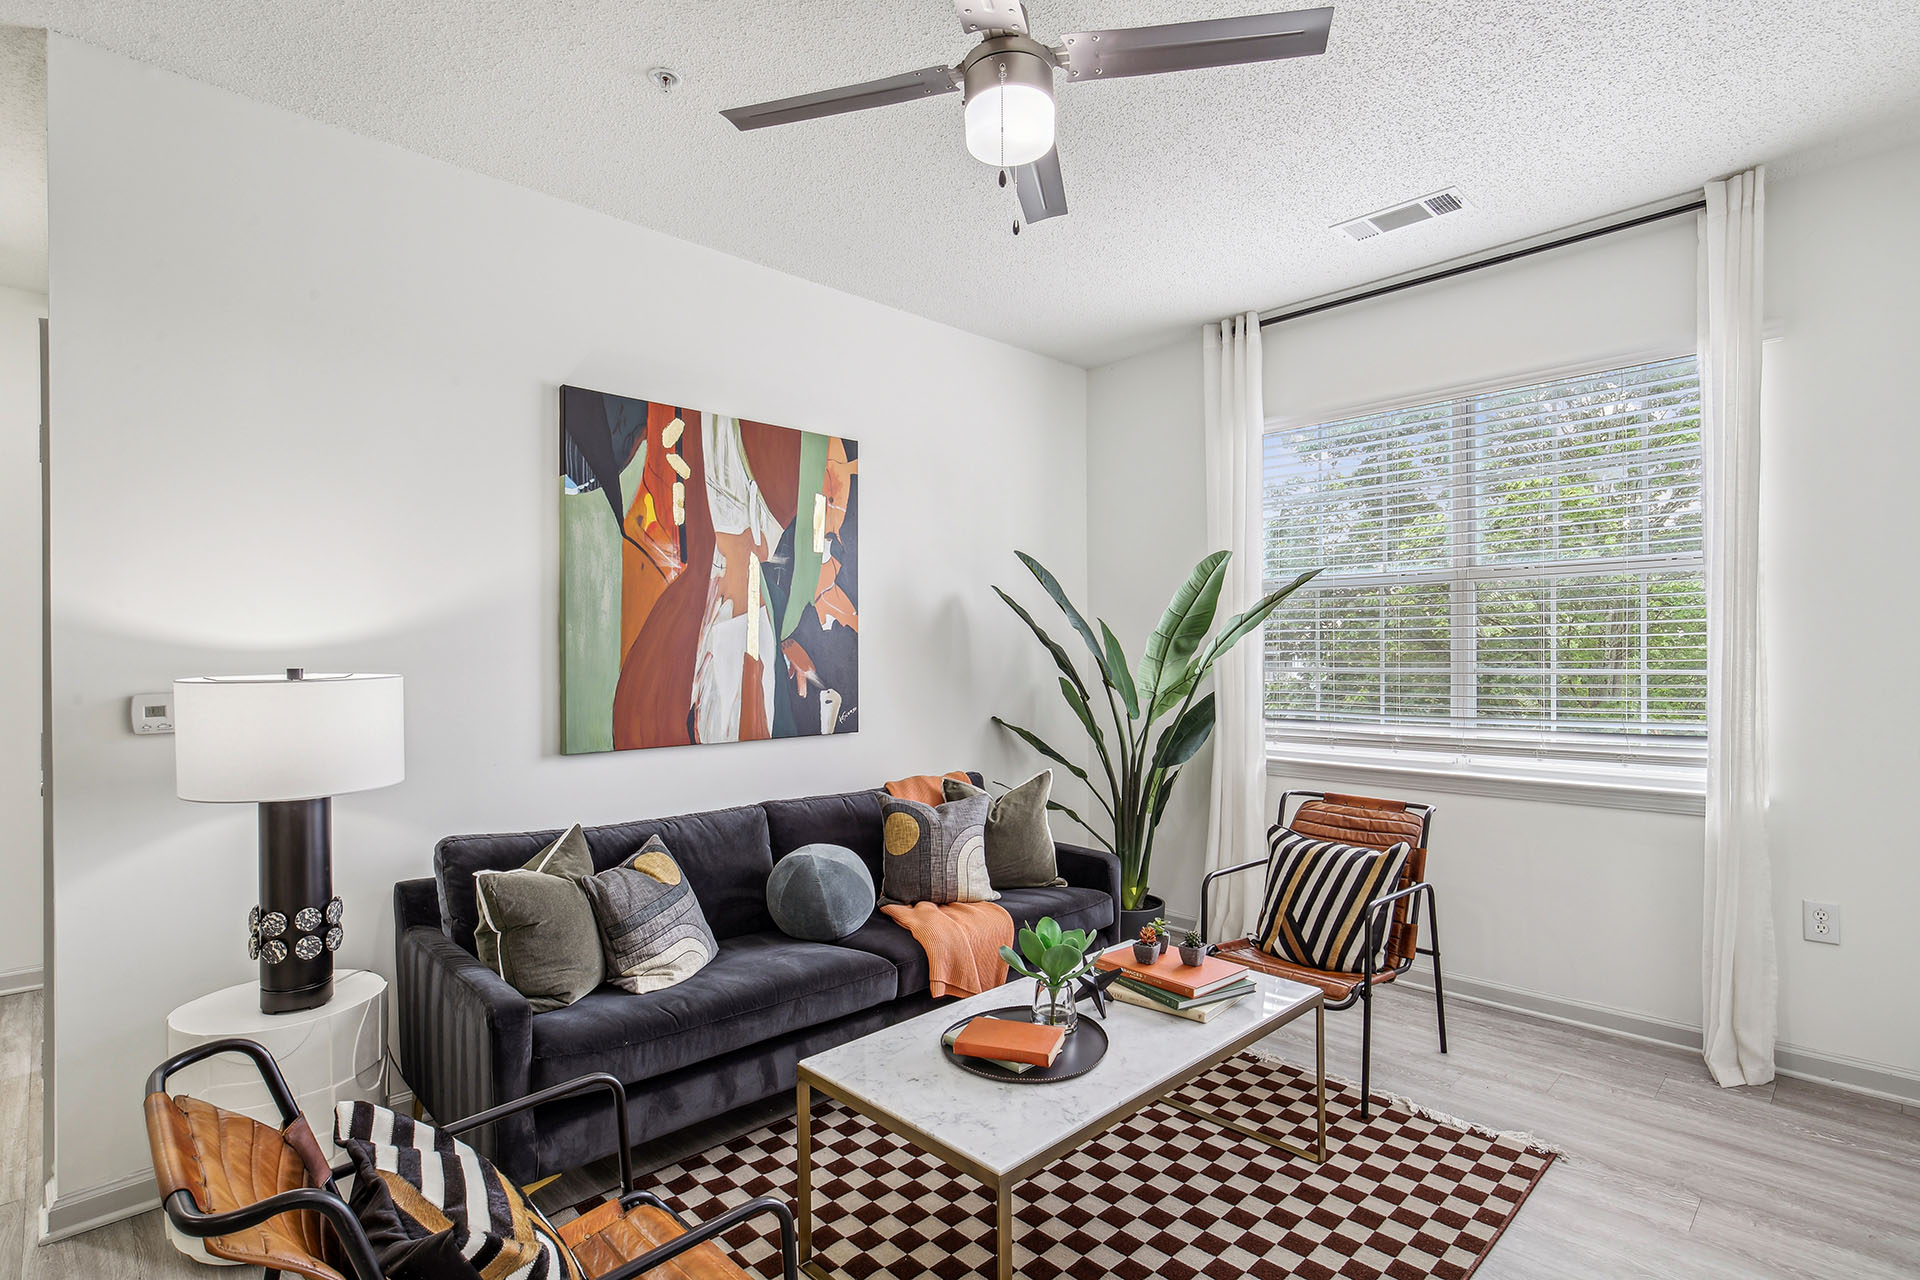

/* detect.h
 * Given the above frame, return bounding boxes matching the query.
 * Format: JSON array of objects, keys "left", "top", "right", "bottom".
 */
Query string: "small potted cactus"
[
  {"left": 1178, "top": 929, "right": 1205, "bottom": 967},
  {"left": 1149, "top": 916, "right": 1173, "bottom": 957},
  {"left": 1132, "top": 926, "right": 1159, "bottom": 965}
]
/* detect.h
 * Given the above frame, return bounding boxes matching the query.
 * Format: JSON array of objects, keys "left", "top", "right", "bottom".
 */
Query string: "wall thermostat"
[{"left": 132, "top": 693, "right": 175, "bottom": 735}]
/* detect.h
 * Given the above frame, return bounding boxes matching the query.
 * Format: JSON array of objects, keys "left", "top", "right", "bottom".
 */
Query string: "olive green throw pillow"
[
  {"left": 945, "top": 771, "right": 1066, "bottom": 889},
  {"left": 472, "top": 824, "right": 604, "bottom": 1012}
]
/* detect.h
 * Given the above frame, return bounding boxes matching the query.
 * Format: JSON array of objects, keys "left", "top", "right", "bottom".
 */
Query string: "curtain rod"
[{"left": 1259, "top": 198, "right": 1709, "bottom": 329}]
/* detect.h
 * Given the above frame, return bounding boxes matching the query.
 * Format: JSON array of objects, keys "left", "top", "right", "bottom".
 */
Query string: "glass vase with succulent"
[{"left": 1000, "top": 916, "right": 1100, "bottom": 1034}]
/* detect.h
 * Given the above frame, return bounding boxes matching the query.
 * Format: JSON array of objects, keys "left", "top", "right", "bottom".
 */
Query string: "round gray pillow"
[{"left": 767, "top": 843, "right": 875, "bottom": 942}]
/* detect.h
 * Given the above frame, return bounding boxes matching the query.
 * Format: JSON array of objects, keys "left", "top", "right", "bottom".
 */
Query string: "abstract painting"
[{"left": 560, "top": 385, "right": 859, "bottom": 753}]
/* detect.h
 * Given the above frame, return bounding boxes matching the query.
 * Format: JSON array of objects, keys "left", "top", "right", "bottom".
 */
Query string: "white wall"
[
  {"left": 1763, "top": 147, "right": 1920, "bottom": 1079},
  {"left": 0, "top": 284, "right": 45, "bottom": 985},
  {"left": 1086, "top": 144, "right": 1920, "bottom": 1088},
  {"left": 44, "top": 36, "right": 1086, "bottom": 1207}
]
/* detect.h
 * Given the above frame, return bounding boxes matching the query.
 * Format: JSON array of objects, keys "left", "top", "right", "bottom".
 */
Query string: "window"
[{"left": 1262, "top": 355, "right": 1704, "bottom": 786}]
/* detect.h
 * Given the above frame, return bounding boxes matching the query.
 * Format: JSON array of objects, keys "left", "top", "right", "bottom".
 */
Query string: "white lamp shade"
[
  {"left": 175, "top": 673, "right": 405, "bottom": 803},
  {"left": 964, "top": 82, "right": 1055, "bottom": 167}
]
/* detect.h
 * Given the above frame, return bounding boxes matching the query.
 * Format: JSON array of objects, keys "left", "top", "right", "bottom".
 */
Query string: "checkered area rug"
[{"left": 584, "top": 1052, "right": 1555, "bottom": 1280}]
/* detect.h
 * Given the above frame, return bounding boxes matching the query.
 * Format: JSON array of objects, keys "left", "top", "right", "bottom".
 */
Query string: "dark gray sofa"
[{"left": 393, "top": 782, "right": 1120, "bottom": 1182}]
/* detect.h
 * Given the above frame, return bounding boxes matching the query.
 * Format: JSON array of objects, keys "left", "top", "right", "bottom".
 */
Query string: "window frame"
[{"left": 1261, "top": 347, "right": 1707, "bottom": 806}]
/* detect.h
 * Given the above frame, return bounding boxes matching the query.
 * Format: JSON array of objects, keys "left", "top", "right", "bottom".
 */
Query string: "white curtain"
[
  {"left": 1699, "top": 168, "right": 1777, "bottom": 1087},
  {"left": 1201, "top": 313, "right": 1266, "bottom": 940}
]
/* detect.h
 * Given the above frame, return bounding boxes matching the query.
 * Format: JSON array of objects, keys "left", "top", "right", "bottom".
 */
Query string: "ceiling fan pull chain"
[{"left": 998, "top": 61, "right": 1021, "bottom": 235}]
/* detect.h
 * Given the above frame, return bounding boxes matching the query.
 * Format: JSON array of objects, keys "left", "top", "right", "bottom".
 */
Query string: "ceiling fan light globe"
[{"left": 964, "top": 83, "right": 1054, "bottom": 167}]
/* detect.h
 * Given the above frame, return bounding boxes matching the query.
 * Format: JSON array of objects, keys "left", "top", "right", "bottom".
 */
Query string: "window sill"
[{"left": 1265, "top": 747, "right": 1705, "bottom": 816}]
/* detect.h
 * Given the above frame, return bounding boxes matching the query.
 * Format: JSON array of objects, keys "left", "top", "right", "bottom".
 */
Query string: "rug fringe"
[{"left": 1237, "top": 1044, "right": 1568, "bottom": 1157}]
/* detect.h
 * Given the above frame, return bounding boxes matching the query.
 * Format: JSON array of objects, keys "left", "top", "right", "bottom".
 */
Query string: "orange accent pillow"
[{"left": 882, "top": 771, "right": 971, "bottom": 805}]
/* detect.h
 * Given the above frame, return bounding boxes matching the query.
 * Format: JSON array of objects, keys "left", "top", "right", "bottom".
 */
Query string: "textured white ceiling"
[
  {"left": 0, "top": 24, "right": 46, "bottom": 293},
  {"left": 4, "top": 2, "right": 1920, "bottom": 365}
]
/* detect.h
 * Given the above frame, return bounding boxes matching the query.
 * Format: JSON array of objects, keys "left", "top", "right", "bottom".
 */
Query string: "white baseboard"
[
  {"left": 1398, "top": 971, "right": 1920, "bottom": 1105},
  {"left": 0, "top": 965, "right": 44, "bottom": 997},
  {"left": 40, "top": 1170, "right": 159, "bottom": 1244}
]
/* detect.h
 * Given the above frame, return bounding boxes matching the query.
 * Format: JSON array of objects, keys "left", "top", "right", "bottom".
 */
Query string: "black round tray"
[{"left": 941, "top": 1004, "right": 1110, "bottom": 1084}]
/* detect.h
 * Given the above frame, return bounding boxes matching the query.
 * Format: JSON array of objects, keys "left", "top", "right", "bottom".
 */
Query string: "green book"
[{"left": 1115, "top": 975, "right": 1256, "bottom": 1011}]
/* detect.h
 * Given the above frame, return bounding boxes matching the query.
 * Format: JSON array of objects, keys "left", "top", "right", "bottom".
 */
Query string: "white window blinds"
[{"left": 1262, "top": 355, "right": 1704, "bottom": 771}]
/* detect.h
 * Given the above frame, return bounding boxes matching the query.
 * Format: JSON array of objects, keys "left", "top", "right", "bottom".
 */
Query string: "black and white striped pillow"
[
  {"left": 335, "top": 1100, "right": 572, "bottom": 1280},
  {"left": 1253, "top": 827, "right": 1410, "bottom": 974}
]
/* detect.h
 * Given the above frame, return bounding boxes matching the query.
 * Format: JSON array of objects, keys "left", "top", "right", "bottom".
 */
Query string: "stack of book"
[
  {"left": 945, "top": 1016, "right": 1068, "bottom": 1072},
  {"left": 1095, "top": 946, "right": 1255, "bottom": 1022}
]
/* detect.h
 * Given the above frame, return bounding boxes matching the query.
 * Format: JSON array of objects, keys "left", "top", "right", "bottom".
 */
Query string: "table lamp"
[{"left": 174, "top": 669, "right": 405, "bottom": 1014}]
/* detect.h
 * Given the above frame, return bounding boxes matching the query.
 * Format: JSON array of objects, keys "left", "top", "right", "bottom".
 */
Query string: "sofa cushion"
[
  {"left": 828, "top": 913, "right": 930, "bottom": 999},
  {"left": 765, "top": 790, "right": 886, "bottom": 881},
  {"left": 828, "top": 884, "right": 1113, "bottom": 999},
  {"left": 437, "top": 804, "right": 775, "bottom": 952},
  {"left": 580, "top": 806, "right": 775, "bottom": 940},
  {"left": 527, "top": 932, "right": 895, "bottom": 1092},
  {"left": 993, "top": 885, "right": 1115, "bottom": 942}
]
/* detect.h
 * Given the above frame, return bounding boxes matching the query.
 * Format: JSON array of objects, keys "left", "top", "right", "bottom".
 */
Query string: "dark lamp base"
[
  {"left": 261, "top": 975, "right": 334, "bottom": 1014},
  {"left": 252, "top": 797, "right": 343, "bottom": 1016}
]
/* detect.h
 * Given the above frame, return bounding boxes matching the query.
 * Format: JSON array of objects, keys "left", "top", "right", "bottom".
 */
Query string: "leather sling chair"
[
  {"left": 144, "top": 1036, "right": 798, "bottom": 1280},
  {"left": 1199, "top": 790, "right": 1448, "bottom": 1120}
]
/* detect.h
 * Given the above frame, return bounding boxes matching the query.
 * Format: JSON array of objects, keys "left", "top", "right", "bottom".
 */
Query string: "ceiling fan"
[{"left": 721, "top": 2, "right": 1333, "bottom": 230}]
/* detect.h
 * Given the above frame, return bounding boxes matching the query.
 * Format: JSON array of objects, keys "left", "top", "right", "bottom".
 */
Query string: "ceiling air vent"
[{"left": 1334, "top": 188, "right": 1470, "bottom": 242}]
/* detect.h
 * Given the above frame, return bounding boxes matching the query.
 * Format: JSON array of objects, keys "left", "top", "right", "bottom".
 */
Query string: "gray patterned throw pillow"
[
  {"left": 578, "top": 835, "right": 718, "bottom": 994},
  {"left": 879, "top": 791, "right": 997, "bottom": 906}
]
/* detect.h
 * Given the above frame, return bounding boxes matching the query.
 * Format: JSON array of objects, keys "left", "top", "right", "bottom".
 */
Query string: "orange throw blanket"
[{"left": 879, "top": 901, "right": 1013, "bottom": 998}]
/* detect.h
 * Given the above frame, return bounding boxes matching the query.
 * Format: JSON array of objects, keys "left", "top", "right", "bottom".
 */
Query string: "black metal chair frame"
[
  {"left": 148, "top": 1037, "right": 799, "bottom": 1280},
  {"left": 1198, "top": 790, "right": 1449, "bottom": 1119}
]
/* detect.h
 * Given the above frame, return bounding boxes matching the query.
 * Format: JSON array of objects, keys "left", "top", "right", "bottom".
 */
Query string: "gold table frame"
[{"left": 795, "top": 992, "right": 1324, "bottom": 1280}]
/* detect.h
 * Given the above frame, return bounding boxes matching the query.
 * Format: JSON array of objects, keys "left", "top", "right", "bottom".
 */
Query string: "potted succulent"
[
  {"left": 1178, "top": 929, "right": 1205, "bottom": 968},
  {"left": 1149, "top": 916, "right": 1173, "bottom": 958},
  {"left": 1001, "top": 916, "right": 1100, "bottom": 1034},
  {"left": 992, "top": 550, "right": 1320, "bottom": 940},
  {"left": 1132, "top": 926, "right": 1159, "bottom": 966}
]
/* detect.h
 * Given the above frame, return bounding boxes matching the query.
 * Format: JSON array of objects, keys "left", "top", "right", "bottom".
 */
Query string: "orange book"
[
  {"left": 951, "top": 1017, "right": 1067, "bottom": 1068},
  {"left": 1095, "top": 944, "right": 1248, "bottom": 999}
]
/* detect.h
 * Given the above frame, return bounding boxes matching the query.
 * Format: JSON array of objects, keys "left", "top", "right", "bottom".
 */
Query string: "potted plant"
[
  {"left": 1178, "top": 929, "right": 1205, "bottom": 968},
  {"left": 1132, "top": 926, "right": 1159, "bottom": 966},
  {"left": 1149, "top": 916, "right": 1173, "bottom": 958},
  {"left": 992, "top": 551, "right": 1319, "bottom": 941},
  {"left": 1000, "top": 916, "right": 1100, "bottom": 1033}
]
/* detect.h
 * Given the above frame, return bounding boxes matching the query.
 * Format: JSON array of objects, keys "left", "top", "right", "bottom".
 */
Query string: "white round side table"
[{"left": 163, "top": 969, "right": 388, "bottom": 1265}]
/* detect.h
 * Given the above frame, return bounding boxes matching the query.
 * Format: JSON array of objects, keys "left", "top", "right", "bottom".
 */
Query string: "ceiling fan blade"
[
  {"left": 1056, "top": 6, "right": 1333, "bottom": 82},
  {"left": 1015, "top": 147, "right": 1068, "bottom": 224},
  {"left": 721, "top": 65, "right": 958, "bottom": 131},
  {"left": 953, "top": 0, "right": 1029, "bottom": 37}
]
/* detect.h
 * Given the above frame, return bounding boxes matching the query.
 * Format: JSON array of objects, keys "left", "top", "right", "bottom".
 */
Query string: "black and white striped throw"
[
  {"left": 335, "top": 1100, "right": 570, "bottom": 1280},
  {"left": 1253, "top": 827, "right": 1410, "bottom": 973}
]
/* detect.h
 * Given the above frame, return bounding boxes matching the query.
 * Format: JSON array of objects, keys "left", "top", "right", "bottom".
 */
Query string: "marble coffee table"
[{"left": 793, "top": 971, "right": 1325, "bottom": 1280}]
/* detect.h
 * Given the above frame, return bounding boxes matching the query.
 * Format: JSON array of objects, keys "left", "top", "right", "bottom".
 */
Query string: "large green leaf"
[
  {"left": 995, "top": 586, "right": 1088, "bottom": 700},
  {"left": 1145, "top": 769, "right": 1180, "bottom": 835},
  {"left": 1148, "top": 661, "right": 1200, "bottom": 721},
  {"left": 1060, "top": 678, "right": 1107, "bottom": 753},
  {"left": 1017, "top": 552, "right": 1109, "bottom": 677},
  {"left": 1099, "top": 620, "right": 1139, "bottom": 719},
  {"left": 1151, "top": 693, "right": 1216, "bottom": 773},
  {"left": 992, "top": 717, "right": 1094, "bottom": 789},
  {"left": 1136, "top": 551, "right": 1229, "bottom": 712},
  {"left": 1192, "top": 568, "right": 1324, "bottom": 678}
]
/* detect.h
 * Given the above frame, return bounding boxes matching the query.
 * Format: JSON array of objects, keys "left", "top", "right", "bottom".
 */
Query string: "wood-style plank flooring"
[{"left": 6, "top": 984, "right": 1917, "bottom": 1278}]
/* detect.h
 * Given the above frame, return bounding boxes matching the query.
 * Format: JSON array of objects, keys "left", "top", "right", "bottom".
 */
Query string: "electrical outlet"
[{"left": 1802, "top": 900, "right": 1841, "bottom": 945}]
